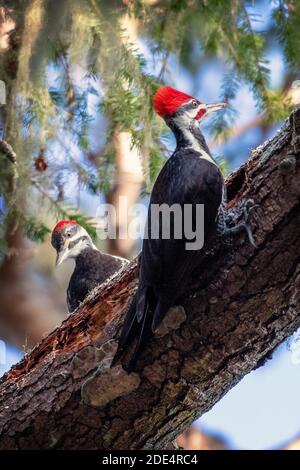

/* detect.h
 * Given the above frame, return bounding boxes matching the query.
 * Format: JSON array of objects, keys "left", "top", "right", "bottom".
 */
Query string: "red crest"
[
  {"left": 53, "top": 220, "right": 77, "bottom": 232},
  {"left": 153, "top": 86, "right": 200, "bottom": 118}
]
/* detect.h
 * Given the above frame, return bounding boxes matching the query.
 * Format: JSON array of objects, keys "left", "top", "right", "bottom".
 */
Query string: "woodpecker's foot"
[{"left": 220, "top": 199, "right": 258, "bottom": 248}]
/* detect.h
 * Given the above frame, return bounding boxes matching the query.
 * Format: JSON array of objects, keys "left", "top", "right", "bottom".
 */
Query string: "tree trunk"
[{"left": 0, "top": 110, "right": 300, "bottom": 450}]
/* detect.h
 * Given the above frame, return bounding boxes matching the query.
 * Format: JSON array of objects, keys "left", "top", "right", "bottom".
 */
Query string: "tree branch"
[{"left": 1, "top": 109, "right": 300, "bottom": 450}]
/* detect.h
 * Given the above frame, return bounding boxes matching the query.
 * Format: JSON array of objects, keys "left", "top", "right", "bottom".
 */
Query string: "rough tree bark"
[{"left": 0, "top": 110, "right": 300, "bottom": 450}]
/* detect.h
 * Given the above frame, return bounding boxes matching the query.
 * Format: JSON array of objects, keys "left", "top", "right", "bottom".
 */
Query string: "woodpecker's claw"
[
  {"left": 243, "top": 199, "right": 259, "bottom": 220},
  {"left": 230, "top": 220, "right": 257, "bottom": 248},
  {"left": 221, "top": 199, "right": 258, "bottom": 248},
  {"left": 236, "top": 199, "right": 259, "bottom": 248},
  {"left": 244, "top": 200, "right": 259, "bottom": 247}
]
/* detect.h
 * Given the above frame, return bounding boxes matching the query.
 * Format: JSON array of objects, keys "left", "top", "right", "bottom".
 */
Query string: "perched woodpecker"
[
  {"left": 51, "top": 220, "right": 128, "bottom": 312},
  {"left": 112, "top": 86, "right": 234, "bottom": 371}
]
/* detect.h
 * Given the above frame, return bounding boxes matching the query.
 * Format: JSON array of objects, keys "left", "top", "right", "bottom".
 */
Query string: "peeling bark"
[{"left": 0, "top": 110, "right": 300, "bottom": 450}]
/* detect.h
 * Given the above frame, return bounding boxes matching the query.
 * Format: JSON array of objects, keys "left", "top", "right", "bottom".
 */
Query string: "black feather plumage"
[
  {"left": 113, "top": 117, "right": 224, "bottom": 371},
  {"left": 67, "top": 248, "right": 125, "bottom": 312},
  {"left": 112, "top": 90, "right": 227, "bottom": 370}
]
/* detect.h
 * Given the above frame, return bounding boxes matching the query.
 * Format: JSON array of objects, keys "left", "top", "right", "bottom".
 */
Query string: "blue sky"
[
  {"left": 198, "top": 339, "right": 300, "bottom": 449},
  {"left": 1, "top": 0, "right": 299, "bottom": 451}
]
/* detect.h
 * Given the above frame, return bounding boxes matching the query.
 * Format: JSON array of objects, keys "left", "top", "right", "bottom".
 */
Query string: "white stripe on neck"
[
  {"left": 68, "top": 228, "right": 97, "bottom": 259},
  {"left": 182, "top": 128, "right": 215, "bottom": 164},
  {"left": 174, "top": 114, "right": 216, "bottom": 166}
]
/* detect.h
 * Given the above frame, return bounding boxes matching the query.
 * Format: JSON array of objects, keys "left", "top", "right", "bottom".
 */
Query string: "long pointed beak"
[
  {"left": 56, "top": 246, "right": 69, "bottom": 267},
  {"left": 205, "top": 102, "right": 227, "bottom": 114}
]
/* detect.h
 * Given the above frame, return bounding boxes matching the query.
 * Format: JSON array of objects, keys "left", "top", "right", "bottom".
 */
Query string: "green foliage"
[
  {"left": 273, "top": 1, "right": 300, "bottom": 72},
  {"left": 32, "top": 181, "right": 100, "bottom": 240},
  {"left": 1, "top": 0, "right": 300, "bottom": 254},
  {"left": 96, "top": 150, "right": 116, "bottom": 195},
  {"left": 148, "top": 146, "right": 166, "bottom": 186},
  {"left": 210, "top": 70, "right": 239, "bottom": 140},
  {"left": 214, "top": 155, "right": 230, "bottom": 177},
  {"left": 58, "top": 208, "right": 98, "bottom": 240},
  {"left": 0, "top": 207, "right": 51, "bottom": 244},
  {"left": 19, "top": 214, "right": 51, "bottom": 243}
]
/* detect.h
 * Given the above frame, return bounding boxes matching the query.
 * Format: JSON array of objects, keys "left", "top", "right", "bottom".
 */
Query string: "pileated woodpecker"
[
  {"left": 112, "top": 86, "right": 233, "bottom": 371},
  {"left": 51, "top": 220, "right": 128, "bottom": 312}
]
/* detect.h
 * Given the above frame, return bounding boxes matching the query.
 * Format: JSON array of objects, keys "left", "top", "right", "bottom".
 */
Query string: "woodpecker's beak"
[
  {"left": 56, "top": 244, "right": 70, "bottom": 266},
  {"left": 205, "top": 102, "right": 227, "bottom": 114}
]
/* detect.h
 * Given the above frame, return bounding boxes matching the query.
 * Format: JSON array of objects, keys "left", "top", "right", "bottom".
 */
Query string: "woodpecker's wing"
[
  {"left": 140, "top": 151, "right": 224, "bottom": 294},
  {"left": 67, "top": 287, "right": 74, "bottom": 313},
  {"left": 67, "top": 277, "right": 92, "bottom": 312},
  {"left": 113, "top": 150, "right": 224, "bottom": 370}
]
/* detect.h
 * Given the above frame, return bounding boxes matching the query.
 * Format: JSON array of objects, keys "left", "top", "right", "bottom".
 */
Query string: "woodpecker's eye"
[
  {"left": 192, "top": 100, "right": 198, "bottom": 108},
  {"left": 66, "top": 232, "right": 72, "bottom": 238}
]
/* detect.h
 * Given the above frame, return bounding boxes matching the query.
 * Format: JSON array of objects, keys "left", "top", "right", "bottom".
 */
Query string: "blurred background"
[{"left": 0, "top": 0, "right": 300, "bottom": 450}]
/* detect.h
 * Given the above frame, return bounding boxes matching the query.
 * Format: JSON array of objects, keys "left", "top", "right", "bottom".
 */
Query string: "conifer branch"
[{"left": 0, "top": 139, "right": 16, "bottom": 164}]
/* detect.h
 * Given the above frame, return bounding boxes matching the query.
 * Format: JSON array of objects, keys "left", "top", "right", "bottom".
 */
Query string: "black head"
[{"left": 51, "top": 220, "right": 95, "bottom": 266}]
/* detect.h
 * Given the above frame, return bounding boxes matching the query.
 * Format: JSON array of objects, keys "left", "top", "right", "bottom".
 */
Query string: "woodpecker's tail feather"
[
  {"left": 151, "top": 298, "right": 171, "bottom": 333},
  {"left": 111, "top": 286, "right": 159, "bottom": 372},
  {"left": 127, "top": 299, "right": 153, "bottom": 372}
]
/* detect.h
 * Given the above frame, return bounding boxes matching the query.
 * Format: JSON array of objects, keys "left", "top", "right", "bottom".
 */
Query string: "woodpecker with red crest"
[
  {"left": 51, "top": 220, "right": 128, "bottom": 312},
  {"left": 112, "top": 86, "right": 256, "bottom": 371}
]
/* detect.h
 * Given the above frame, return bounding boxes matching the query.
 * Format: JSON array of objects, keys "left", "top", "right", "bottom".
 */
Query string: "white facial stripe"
[
  {"left": 68, "top": 239, "right": 91, "bottom": 258},
  {"left": 173, "top": 113, "right": 216, "bottom": 165},
  {"left": 66, "top": 226, "right": 97, "bottom": 259},
  {"left": 67, "top": 226, "right": 87, "bottom": 243}
]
